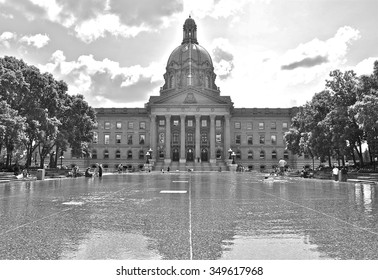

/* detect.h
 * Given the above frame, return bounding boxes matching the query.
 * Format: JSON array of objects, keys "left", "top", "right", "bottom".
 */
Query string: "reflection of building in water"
[{"left": 62, "top": 16, "right": 315, "bottom": 172}]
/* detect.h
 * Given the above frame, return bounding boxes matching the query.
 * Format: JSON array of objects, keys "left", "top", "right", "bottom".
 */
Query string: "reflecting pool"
[{"left": 0, "top": 173, "right": 377, "bottom": 259}]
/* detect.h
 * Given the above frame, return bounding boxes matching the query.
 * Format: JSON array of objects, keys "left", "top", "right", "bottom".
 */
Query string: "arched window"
[
  {"left": 216, "top": 149, "right": 222, "bottom": 159},
  {"left": 127, "top": 150, "right": 133, "bottom": 159},
  {"left": 92, "top": 149, "right": 97, "bottom": 159},
  {"left": 236, "top": 150, "right": 241, "bottom": 159},
  {"left": 248, "top": 150, "right": 253, "bottom": 159},
  {"left": 272, "top": 150, "right": 277, "bottom": 159},
  {"left": 284, "top": 150, "right": 289, "bottom": 160},
  {"left": 260, "top": 150, "right": 265, "bottom": 159},
  {"left": 115, "top": 150, "right": 121, "bottom": 159},
  {"left": 104, "top": 150, "right": 109, "bottom": 159},
  {"left": 139, "top": 150, "right": 144, "bottom": 159}
]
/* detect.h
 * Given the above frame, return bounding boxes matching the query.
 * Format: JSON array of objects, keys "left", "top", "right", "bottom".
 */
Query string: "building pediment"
[{"left": 148, "top": 87, "right": 232, "bottom": 106}]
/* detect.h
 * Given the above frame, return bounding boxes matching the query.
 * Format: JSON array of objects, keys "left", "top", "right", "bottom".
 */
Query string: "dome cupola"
[{"left": 161, "top": 17, "right": 219, "bottom": 94}]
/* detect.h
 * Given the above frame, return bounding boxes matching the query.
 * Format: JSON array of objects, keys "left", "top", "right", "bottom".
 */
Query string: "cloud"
[
  {"left": 354, "top": 57, "right": 378, "bottom": 76},
  {"left": 39, "top": 50, "right": 164, "bottom": 107},
  {"left": 184, "top": 0, "right": 250, "bottom": 19},
  {"left": 4, "top": 0, "right": 183, "bottom": 43},
  {"left": 281, "top": 55, "right": 329, "bottom": 70},
  {"left": 211, "top": 38, "right": 234, "bottom": 79},
  {"left": 19, "top": 33, "right": 50, "bottom": 48},
  {"left": 0, "top": 31, "right": 16, "bottom": 48}
]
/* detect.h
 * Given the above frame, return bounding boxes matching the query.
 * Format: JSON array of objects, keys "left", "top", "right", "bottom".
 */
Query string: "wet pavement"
[{"left": 0, "top": 173, "right": 377, "bottom": 260}]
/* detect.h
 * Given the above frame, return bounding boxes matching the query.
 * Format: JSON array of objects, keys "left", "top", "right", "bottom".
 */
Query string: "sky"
[{"left": 0, "top": 0, "right": 377, "bottom": 109}]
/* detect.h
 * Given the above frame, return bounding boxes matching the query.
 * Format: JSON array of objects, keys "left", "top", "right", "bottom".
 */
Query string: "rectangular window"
[
  {"left": 139, "top": 122, "right": 146, "bottom": 129},
  {"left": 259, "top": 135, "right": 265, "bottom": 144},
  {"left": 271, "top": 122, "right": 276, "bottom": 130},
  {"left": 235, "top": 122, "right": 241, "bottom": 129},
  {"left": 159, "top": 119, "right": 165, "bottom": 126},
  {"left": 259, "top": 122, "right": 264, "bottom": 130},
  {"left": 235, "top": 134, "right": 241, "bottom": 145},
  {"left": 116, "top": 122, "right": 122, "bottom": 129},
  {"left": 247, "top": 122, "right": 252, "bottom": 130},
  {"left": 201, "top": 119, "right": 207, "bottom": 127},
  {"left": 187, "top": 133, "right": 193, "bottom": 142},
  {"left": 116, "top": 134, "right": 121, "bottom": 144},
  {"left": 173, "top": 120, "right": 179, "bottom": 126},
  {"left": 216, "top": 120, "right": 222, "bottom": 127},
  {"left": 283, "top": 122, "right": 288, "bottom": 129},
  {"left": 104, "top": 121, "right": 111, "bottom": 130},
  {"left": 104, "top": 134, "right": 110, "bottom": 144},
  {"left": 139, "top": 134, "right": 145, "bottom": 145},
  {"left": 127, "top": 134, "right": 133, "bottom": 145},
  {"left": 128, "top": 122, "right": 134, "bottom": 129},
  {"left": 247, "top": 135, "right": 253, "bottom": 145},
  {"left": 216, "top": 133, "right": 222, "bottom": 143},
  {"left": 188, "top": 120, "right": 193, "bottom": 127},
  {"left": 173, "top": 133, "right": 179, "bottom": 143},
  {"left": 271, "top": 135, "right": 277, "bottom": 145},
  {"left": 93, "top": 132, "right": 98, "bottom": 144}
]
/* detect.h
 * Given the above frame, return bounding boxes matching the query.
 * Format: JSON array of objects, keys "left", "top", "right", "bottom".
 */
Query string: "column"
[
  {"left": 180, "top": 115, "right": 186, "bottom": 163},
  {"left": 209, "top": 115, "right": 216, "bottom": 163},
  {"left": 195, "top": 115, "right": 201, "bottom": 161},
  {"left": 165, "top": 115, "right": 171, "bottom": 163},
  {"left": 150, "top": 115, "right": 156, "bottom": 160},
  {"left": 224, "top": 115, "right": 231, "bottom": 160}
]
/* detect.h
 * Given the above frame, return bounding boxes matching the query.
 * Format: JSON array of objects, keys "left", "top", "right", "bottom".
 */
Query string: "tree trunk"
[{"left": 328, "top": 151, "right": 332, "bottom": 167}]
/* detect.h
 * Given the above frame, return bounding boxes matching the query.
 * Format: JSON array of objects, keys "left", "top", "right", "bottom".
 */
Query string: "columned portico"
[
  {"left": 195, "top": 115, "right": 201, "bottom": 161},
  {"left": 180, "top": 115, "right": 186, "bottom": 163},
  {"left": 165, "top": 115, "right": 171, "bottom": 163},
  {"left": 209, "top": 115, "right": 216, "bottom": 163},
  {"left": 150, "top": 115, "right": 157, "bottom": 160},
  {"left": 224, "top": 115, "right": 231, "bottom": 160}
]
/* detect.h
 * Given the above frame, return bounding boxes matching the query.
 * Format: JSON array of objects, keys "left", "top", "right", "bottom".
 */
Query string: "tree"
[{"left": 0, "top": 101, "right": 26, "bottom": 168}]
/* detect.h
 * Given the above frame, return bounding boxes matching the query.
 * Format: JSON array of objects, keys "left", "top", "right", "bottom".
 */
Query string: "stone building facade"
[{"left": 64, "top": 17, "right": 312, "bottom": 172}]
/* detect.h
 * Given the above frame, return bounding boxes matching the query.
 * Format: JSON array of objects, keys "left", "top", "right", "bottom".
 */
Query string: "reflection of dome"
[{"left": 161, "top": 16, "right": 218, "bottom": 93}]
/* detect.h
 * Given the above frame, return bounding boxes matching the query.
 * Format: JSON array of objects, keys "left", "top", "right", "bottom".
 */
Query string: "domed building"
[{"left": 64, "top": 17, "right": 312, "bottom": 172}]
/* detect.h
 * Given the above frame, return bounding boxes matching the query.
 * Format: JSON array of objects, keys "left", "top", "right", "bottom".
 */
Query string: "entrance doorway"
[
  {"left": 201, "top": 148, "right": 208, "bottom": 162},
  {"left": 172, "top": 148, "right": 179, "bottom": 161},
  {"left": 186, "top": 148, "right": 194, "bottom": 161}
]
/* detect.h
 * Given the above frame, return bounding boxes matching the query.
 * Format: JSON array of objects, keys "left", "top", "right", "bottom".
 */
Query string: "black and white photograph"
[{"left": 1, "top": 0, "right": 378, "bottom": 279}]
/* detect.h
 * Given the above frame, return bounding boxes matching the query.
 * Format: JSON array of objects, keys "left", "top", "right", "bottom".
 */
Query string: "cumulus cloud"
[
  {"left": 354, "top": 57, "right": 378, "bottom": 76},
  {"left": 39, "top": 50, "right": 164, "bottom": 107},
  {"left": 211, "top": 38, "right": 234, "bottom": 79},
  {"left": 184, "top": 0, "right": 250, "bottom": 19},
  {"left": 20, "top": 33, "right": 50, "bottom": 48},
  {"left": 0, "top": 31, "right": 16, "bottom": 48},
  {"left": 281, "top": 26, "right": 360, "bottom": 73},
  {"left": 5, "top": 0, "right": 183, "bottom": 43}
]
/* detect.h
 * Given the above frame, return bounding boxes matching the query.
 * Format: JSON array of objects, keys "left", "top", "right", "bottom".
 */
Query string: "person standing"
[
  {"left": 278, "top": 158, "right": 287, "bottom": 175},
  {"left": 98, "top": 164, "right": 103, "bottom": 178},
  {"left": 332, "top": 165, "right": 339, "bottom": 181}
]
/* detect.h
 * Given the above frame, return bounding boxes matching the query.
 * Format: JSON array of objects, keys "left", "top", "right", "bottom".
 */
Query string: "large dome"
[
  {"left": 167, "top": 43, "right": 213, "bottom": 68},
  {"left": 161, "top": 16, "right": 218, "bottom": 93}
]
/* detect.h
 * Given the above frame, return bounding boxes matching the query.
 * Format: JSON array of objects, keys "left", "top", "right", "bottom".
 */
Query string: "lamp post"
[
  {"left": 228, "top": 148, "right": 232, "bottom": 159},
  {"left": 146, "top": 152, "right": 150, "bottom": 164},
  {"left": 231, "top": 152, "right": 236, "bottom": 164},
  {"left": 59, "top": 156, "right": 64, "bottom": 169}
]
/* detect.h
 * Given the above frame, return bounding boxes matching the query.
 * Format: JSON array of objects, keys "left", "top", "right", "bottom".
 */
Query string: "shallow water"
[{"left": 0, "top": 173, "right": 377, "bottom": 259}]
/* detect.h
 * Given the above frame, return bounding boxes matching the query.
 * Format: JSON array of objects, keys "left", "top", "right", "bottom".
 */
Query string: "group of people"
[{"left": 84, "top": 163, "right": 103, "bottom": 178}]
